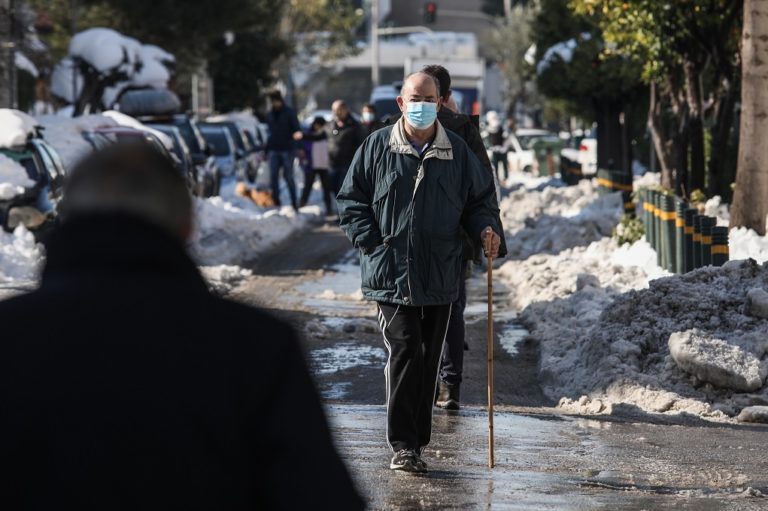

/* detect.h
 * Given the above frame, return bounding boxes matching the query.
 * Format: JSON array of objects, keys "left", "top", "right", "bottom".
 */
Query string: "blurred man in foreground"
[{"left": 0, "top": 144, "right": 363, "bottom": 510}]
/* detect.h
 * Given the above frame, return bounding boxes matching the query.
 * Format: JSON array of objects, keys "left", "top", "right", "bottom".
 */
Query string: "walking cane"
[{"left": 484, "top": 229, "right": 495, "bottom": 469}]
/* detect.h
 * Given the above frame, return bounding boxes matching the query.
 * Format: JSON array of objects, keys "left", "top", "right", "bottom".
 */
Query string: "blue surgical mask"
[
  {"left": 405, "top": 101, "right": 437, "bottom": 129},
  {"left": 362, "top": 112, "right": 375, "bottom": 123}
]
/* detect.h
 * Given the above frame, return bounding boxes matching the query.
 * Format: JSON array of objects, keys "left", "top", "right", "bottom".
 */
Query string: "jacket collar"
[
  {"left": 389, "top": 116, "right": 453, "bottom": 161},
  {"left": 41, "top": 213, "right": 209, "bottom": 293}
]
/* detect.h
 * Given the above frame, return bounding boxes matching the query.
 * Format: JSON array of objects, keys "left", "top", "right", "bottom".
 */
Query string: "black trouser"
[
  {"left": 439, "top": 260, "right": 468, "bottom": 385},
  {"left": 377, "top": 302, "right": 452, "bottom": 453},
  {"left": 300, "top": 166, "right": 333, "bottom": 213},
  {"left": 492, "top": 151, "right": 508, "bottom": 180}
]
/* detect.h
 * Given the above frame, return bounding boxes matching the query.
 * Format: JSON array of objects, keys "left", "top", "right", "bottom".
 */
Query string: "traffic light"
[{"left": 424, "top": 2, "right": 437, "bottom": 24}]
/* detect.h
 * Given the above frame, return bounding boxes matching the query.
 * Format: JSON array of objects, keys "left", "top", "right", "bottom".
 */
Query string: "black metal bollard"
[
  {"left": 674, "top": 199, "right": 687, "bottom": 274},
  {"left": 711, "top": 226, "right": 730, "bottom": 266},
  {"left": 693, "top": 215, "right": 703, "bottom": 269},
  {"left": 699, "top": 217, "right": 716, "bottom": 267},
  {"left": 662, "top": 194, "right": 677, "bottom": 272},
  {"left": 683, "top": 209, "right": 697, "bottom": 273},
  {"left": 655, "top": 192, "right": 664, "bottom": 267}
]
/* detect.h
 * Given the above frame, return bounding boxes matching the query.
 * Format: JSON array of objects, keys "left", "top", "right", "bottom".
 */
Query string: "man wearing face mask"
[
  {"left": 299, "top": 99, "right": 364, "bottom": 197},
  {"left": 361, "top": 103, "right": 384, "bottom": 136},
  {"left": 337, "top": 72, "right": 503, "bottom": 473}
]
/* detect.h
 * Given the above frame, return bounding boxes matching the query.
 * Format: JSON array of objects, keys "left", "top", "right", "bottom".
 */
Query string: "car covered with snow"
[
  {"left": 0, "top": 110, "right": 66, "bottom": 238},
  {"left": 81, "top": 126, "right": 199, "bottom": 193}
]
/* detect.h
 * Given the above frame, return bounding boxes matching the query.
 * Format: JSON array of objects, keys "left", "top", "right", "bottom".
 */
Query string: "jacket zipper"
[{"left": 406, "top": 158, "right": 428, "bottom": 303}]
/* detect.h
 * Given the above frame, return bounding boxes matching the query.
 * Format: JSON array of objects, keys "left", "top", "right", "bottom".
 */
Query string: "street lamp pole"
[{"left": 371, "top": 0, "right": 379, "bottom": 87}]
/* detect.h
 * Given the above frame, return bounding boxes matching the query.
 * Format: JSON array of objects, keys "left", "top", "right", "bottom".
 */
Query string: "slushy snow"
[
  {"left": 0, "top": 227, "right": 43, "bottom": 283},
  {"left": 497, "top": 173, "right": 768, "bottom": 422},
  {"left": 0, "top": 109, "right": 38, "bottom": 148}
]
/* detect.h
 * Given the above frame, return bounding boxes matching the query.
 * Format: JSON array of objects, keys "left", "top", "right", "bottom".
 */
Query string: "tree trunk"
[
  {"left": 684, "top": 60, "right": 706, "bottom": 193},
  {"left": 708, "top": 79, "right": 737, "bottom": 199},
  {"left": 648, "top": 82, "right": 675, "bottom": 189},
  {"left": 0, "top": 0, "right": 14, "bottom": 108},
  {"left": 731, "top": 0, "right": 768, "bottom": 235},
  {"left": 594, "top": 97, "right": 631, "bottom": 174}
]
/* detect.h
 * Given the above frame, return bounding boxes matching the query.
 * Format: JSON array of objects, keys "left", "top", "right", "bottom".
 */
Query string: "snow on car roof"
[
  {"left": 0, "top": 109, "right": 39, "bottom": 149},
  {"left": 0, "top": 152, "right": 36, "bottom": 200},
  {"left": 102, "top": 110, "right": 174, "bottom": 151}
]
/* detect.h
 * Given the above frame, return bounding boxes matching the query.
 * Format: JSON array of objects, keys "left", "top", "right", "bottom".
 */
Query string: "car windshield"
[
  {"left": 201, "top": 130, "right": 231, "bottom": 156},
  {"left": 224, "top": 125, "right": 246, "bottom": 152},
  {"left": 173, "top": 119, "right": 205, "bottom": 154}
]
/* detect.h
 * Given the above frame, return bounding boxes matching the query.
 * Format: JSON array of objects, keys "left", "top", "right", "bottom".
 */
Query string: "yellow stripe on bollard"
[{"left": 711, "top": 245, "right": 729, "bottom": 255}]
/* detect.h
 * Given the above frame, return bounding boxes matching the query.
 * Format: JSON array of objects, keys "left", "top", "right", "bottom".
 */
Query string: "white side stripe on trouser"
[
  {"left": 378, "top": 305, "right": 395, "bottom": 452},
  {"left": 423, "top": 303, "right": 452, "bottom": 456}
]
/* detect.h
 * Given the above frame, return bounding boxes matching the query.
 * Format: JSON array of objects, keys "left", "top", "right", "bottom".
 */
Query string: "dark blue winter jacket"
[
  {"left": 337, "top": 118, "right": 504, "bottom": 306},
  {"left": 266, "top": 106, "right": 301, "bottom": 152}
]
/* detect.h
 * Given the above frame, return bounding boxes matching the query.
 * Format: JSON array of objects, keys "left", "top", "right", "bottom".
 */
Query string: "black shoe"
[
  {"left": 435, "top": 382, "right": 460, "bottom": 410},
  {"left": 390, "top": 449, "right": 426, "bottom": 472}
]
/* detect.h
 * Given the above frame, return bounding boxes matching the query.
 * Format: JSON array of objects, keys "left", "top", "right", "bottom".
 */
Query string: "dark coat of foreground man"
[{"left": 0, "top": 213, "right": 364, "bottom": 510}]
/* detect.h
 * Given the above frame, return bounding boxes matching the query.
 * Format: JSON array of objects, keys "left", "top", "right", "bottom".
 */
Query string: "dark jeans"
[
  {"left": 377, "top": 302, "right": 452, "bottom": 453},
  {"left": 300, "top": 166, "right": 332, "bottom": 213},
  {"left": 492, "top": 151, "right": 508, "bottom": 180},
  {"left": 329, "top": 163, "right": 351, "bottom": 196},
  {"left": 439, "top": 260, "right": 468, "bottom": 385},
  {"left": 268, "top": 150, "right": 297, "bottom": 207}
]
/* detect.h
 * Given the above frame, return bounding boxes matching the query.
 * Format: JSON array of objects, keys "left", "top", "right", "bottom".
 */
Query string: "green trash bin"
[{"left": 531, "top": 137, "right": 564, "bottom": 177}]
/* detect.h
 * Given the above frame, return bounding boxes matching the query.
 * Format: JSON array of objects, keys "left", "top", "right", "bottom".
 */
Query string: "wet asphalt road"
[{"left": 234, "top": 221, "right": 768, "bottom": 510}]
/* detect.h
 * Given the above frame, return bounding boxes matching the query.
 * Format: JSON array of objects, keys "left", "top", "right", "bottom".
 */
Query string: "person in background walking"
[
  {"left": 361, "top": 102, "right": 384, "bottom": 136},
  {"left": 420, "top": 64, "right": 508, "bottom": 411},
  {"left": 337, "top": 72, "right": 503, "bottom": 473},
  {"left": 265, "top": 89, "right": 302, "bottom": 210},
  {"left": 299, "top": 100, "right": 364, "bottom": 196},
  {"left": 299, "top": 116, "right": 334, "bottom": 216},
  {"left": 0, "top": 143, "right": 364, "bottom": 510},
  {"left": 485, "top": 110, "right": 509, "bottom": 182}
]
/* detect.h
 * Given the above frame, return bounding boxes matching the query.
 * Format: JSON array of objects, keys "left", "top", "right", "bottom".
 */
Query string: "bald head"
[
  {"left": 400, "top": 72, "right": 440, "bottom": 99},
  {"left": 332, "top": 99, "right": 349, "bottom": 121}
]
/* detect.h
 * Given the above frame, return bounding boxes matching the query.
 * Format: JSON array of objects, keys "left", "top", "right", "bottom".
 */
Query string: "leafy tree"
[
  {"left": 571, "top": 0, "right": 742, "bottom": 199},
  {"left": 533, "top": 0, "right": 644, "bottom": 173},
  {"left": 481, "top": 4, "right": 537, "bottom": 118},
  {"left": 208, "top": 31, "right": 287, "bottom": 112}
]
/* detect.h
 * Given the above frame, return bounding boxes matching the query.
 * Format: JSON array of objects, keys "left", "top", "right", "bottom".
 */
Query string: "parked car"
[
  {"left": 0, "top": 137, "right": 66, "bottom": 238},
  {"left": 146, "top": 124, "right": 210, "bottom": 196},
  {"left": 505, "top": 132, "right": 537, "bottom": 174},
  {"left": 117, "top": 89, "right": 222, "bottom": 196},
  {"left": 200, "top": 121, "right": 256, "bottom": 180},
  {"left": 198, "top": 124, "right": 244, "bottom": 178}
]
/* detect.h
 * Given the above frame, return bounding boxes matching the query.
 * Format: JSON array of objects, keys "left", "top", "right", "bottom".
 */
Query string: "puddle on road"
[
  {"left": 310, "top": 342, "right": 386, "bottom": 376},
  {"left": 298, "top": 259, "right": 373, "bottom": 316}
]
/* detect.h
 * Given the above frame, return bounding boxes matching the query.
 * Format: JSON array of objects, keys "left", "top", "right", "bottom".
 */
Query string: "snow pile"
[
  {"left": 730, "top": 227, "right": 768, "bottom": 264},
  {"left": 190, "top": 183, "right": 322, "bottom": 266},
  {"left": 0, "top": 109, "right": 38, "bottom": 148},
  {"left": 506, "top": 193, "right": 621, "bottom": 259},
  {"left": 500, "top": 178, "right": 601, "bottom": 231},
  {"left": 525, "top": 259, "right": 768, "bottom": 420},
  {"left": 0, "top": 154, "right": 35, "bottom": 200},
  {"left": 199, "top": 264, "right": 253, "bottom": 295},
  {"left": 35, "top": 114, "right": 117, "bottom": 170},
  {"left": 0, "top": 226, "right": 43, "bottom": 283},
  {"left": 498, "top": 238, "right": 651, "bottom": 310}
]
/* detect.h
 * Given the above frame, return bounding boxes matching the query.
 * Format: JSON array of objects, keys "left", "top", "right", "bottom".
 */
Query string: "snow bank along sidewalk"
[{"left": 497, "top": 173, "right": 768, "bottom": 423}]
